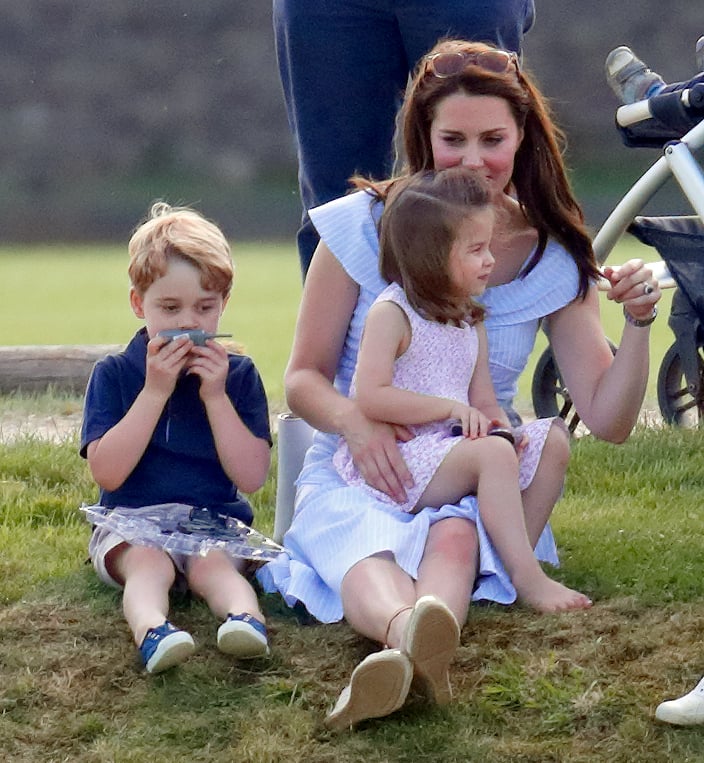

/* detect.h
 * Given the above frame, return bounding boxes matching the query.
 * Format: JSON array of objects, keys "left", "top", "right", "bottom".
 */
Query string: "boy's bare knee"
[
  {"left": 118, "top": 545, "right": 176, "bottom": 585},
  {"left": 186, "top": 550, "right": 239, "bottom": 591}
]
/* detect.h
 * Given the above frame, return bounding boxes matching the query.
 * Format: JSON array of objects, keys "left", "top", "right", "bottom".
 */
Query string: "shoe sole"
[
  {"left": 403, "top": 595, "right": 460, "bottom": 705},
  {"left": 146, "top": 632, "right": 195, "bottom": 674},
  {"left": 324, "top": 649, "right": 413, "bottom": 731},
  {"left": 217, "top": 622, "right": 269, "bottom": 659}
]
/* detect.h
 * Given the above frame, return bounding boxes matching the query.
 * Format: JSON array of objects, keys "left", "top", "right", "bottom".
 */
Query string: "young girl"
[
  {"left": 81, "top": 203, "right": 273, "bottom": 673},
  {"left": 333, "top": 167, "right": 591, "bottom": 613}
]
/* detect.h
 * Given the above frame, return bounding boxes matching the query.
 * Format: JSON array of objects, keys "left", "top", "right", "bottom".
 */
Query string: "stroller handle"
[
  {"left": 616, "top": 83, "right": 704, "bottom": 130},
  {"left": 593, "top": 118, "right": 704, "bottom": 263},
  {"left": 596, "top": 260, "right": 675, "bottom": 292}
]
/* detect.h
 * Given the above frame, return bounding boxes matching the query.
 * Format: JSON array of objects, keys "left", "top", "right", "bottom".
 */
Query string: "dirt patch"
[
  {"left": 0, "top": 403, "right": 292, "bottom": 444},
  {"left": 0, "top": 411, "right": 83, "bottom": 443}
]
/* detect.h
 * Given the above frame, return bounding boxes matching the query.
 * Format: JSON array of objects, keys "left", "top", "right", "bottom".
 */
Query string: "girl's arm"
[
  {"left": 355, "top": 301, "right": 487, "bottom": 428},
  {"left": 466, "top": 323, "right": 511, "bottom": 427},
  {"left": 286, "top": 242, "right": 413, "bottom": 501},
  {"left": 547, "top": 259, "right": 659, "bottom": 443}
]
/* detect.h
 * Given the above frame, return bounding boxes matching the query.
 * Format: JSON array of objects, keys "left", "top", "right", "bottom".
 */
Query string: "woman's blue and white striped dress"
[{"left": 257, "top": 190, "right": 580, "bottom": 624}]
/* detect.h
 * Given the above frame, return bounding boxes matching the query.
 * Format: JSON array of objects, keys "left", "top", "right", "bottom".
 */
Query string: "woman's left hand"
[{"left": 602, "top": 258, "right": 661, "bottom": 322}]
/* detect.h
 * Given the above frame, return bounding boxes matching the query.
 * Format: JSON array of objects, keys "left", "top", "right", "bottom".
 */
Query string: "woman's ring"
[{"left": 643, "top": 282, "right": 654, "bottom": 295}]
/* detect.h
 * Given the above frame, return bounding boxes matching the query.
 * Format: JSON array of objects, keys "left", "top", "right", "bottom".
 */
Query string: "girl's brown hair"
[
  {"left": 370, "top": 166, "right": 491, "bottom": 325},
  {"left": 400, "top": 39, "right": 599, "bottom": 297}
]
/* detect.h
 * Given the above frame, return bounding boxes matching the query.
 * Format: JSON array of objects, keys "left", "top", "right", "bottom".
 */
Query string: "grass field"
[
  {"left": 2, "top": 427, "right": 704, "bottom": 761},
  {"left": 0, "top": 241, "right": 303, "bottom": 404}
]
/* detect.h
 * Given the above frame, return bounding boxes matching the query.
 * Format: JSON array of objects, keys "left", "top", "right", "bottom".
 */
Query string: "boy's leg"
[
  {"left": 107, "top": 543, "right": 194, "bottom": 673},
  {"left": 109, "top": 543, "right": 178, "bottom": 645},
  {"left": 186, "top": 550, "right": 263, "bottom": 621},
  {"left": 186, "top": 550, "right": 268, "bottom": 658}
]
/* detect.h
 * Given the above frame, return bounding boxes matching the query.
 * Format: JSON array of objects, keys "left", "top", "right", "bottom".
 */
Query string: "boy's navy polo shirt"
[{"left": 80, "top": 328, "right": 271, "bottom": 522}]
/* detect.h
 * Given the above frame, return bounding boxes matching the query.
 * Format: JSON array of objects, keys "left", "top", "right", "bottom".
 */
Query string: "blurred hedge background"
[{"left": 1, "top": 1, "right": 701, "bottom": 244}]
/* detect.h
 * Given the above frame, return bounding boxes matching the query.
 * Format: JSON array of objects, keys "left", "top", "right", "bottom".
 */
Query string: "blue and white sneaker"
[
  {"left": 139, "top": 621, "right": 195, "bottom": 674},
  {"left": 217, "top": 613, "right": 270, "bottom": 658}
]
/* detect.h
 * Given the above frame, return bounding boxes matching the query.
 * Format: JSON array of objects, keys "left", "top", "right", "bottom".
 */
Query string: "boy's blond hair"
[{"left": 128, "top": 202, "right": 233, "bottom": 296}]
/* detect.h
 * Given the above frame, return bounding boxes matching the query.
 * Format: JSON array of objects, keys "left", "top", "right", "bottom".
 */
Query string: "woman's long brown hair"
[{"left": 399, "top": 39, "right": 599, "bottom": 298}]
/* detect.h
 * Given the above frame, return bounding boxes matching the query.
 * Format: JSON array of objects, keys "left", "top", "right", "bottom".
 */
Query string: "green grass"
[
  {"left": 2, "top": 427, "right": 704, "bottom": 761},
  {"left": 0, "top": 242, "right": 302, "bottom": 404}
]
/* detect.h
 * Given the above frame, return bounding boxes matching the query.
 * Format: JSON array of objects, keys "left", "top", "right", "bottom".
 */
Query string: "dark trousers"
[{"left": 273, "top": 0, "right": 535, "bottom": 276}]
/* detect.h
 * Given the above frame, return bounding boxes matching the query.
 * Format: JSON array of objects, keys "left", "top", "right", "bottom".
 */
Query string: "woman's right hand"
[{"left": 342, "top": 404, "right": 414, "bottom": 503}]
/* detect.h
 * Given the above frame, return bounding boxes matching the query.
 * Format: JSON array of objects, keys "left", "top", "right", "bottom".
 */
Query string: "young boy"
[{"left": 81, "top": 202, "right": 272, "bottom": 673}]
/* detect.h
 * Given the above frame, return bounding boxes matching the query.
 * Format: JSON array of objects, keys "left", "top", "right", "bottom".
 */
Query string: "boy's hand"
[
  {"left": 187, "top": 340, "right": 229, "bottom": 401},
  {"left": 145, "top": 334, "right": 192, "bottom": 398}
]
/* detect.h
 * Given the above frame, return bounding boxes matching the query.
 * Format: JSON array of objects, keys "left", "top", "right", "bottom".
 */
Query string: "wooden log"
[{"left": 0, "top": 345, "right": 123, "bottom": 394}]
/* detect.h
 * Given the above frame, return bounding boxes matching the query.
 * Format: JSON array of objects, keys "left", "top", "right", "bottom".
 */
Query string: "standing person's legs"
[
  {"left": 273, "top": 0, "right": 409, "bottom": 276},
  {"left": 396, "top": 0, "right": 536, "bottom": 63}
]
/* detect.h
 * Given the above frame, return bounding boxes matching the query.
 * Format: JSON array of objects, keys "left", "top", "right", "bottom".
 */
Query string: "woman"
[{"left": 259, "top": 39, "right": 661, "bottom": 730}]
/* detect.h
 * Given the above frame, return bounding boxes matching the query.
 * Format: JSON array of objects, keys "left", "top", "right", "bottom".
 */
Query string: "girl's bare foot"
[{"left": 516, "top": 573, "right": 592, "bottom": 613}]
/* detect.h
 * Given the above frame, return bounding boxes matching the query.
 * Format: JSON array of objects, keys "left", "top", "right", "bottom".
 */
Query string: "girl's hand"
[
  {"left": 187, "top": 340, "right": 229, "bottom": 401},
  {"left": 602, "top": 259, "right": 660, "bottom": 322},
  {"left": 343, "top": 405, "right": 414, "bottom": 503},
  {"left": 449, "top": 403, "right": 491, "bottom": 439},
  {"left": 514, "top": 429, "right": 529, "bottom": 455},
  {"left": 144, "top": 335, "right": 191, "bottom": 398}
]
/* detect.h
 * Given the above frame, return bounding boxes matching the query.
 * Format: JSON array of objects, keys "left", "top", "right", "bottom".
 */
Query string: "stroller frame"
[{"left": 532, "top": 86, "right": 704, "bottom": 430}]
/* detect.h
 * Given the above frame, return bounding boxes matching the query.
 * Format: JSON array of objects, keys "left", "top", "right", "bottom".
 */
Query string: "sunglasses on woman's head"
[{"left": 424, "top": 50, "right": 519, "bottom": 78}]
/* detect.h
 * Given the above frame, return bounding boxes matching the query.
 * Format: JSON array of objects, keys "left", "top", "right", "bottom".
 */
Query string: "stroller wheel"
[
  {"left": 530, "top": 346, "right": 581, "bottom": 434},
  {"left": 657, "top": 342, "right": 704, "bottom": 426},
  {"left": 531, "top": 340, "right": 617, "bottom": 435}
]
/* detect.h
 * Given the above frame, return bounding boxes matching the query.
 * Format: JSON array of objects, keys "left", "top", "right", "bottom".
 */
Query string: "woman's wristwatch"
[{"left": 623, "top": 305, "right": 658, "bottom": 327}]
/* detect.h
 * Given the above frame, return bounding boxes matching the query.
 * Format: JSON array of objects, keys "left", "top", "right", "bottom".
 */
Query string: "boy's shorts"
[{"left": 88, "top": 524, "right": 190, "bottom": 590}]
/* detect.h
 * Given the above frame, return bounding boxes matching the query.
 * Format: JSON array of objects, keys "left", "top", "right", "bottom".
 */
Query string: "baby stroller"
[{"left": 531, "top": 70, "right": 704, "bottom": 430}]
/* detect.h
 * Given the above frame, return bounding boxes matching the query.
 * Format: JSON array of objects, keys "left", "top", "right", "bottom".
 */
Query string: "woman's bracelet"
[{"left": 623, "top": 305, "right": 658, "bottom": 327}]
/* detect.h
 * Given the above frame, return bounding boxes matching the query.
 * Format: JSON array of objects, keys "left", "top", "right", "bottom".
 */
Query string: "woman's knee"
[{"left": 426, "top": 519, "right": 478, "bottom": 565}]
